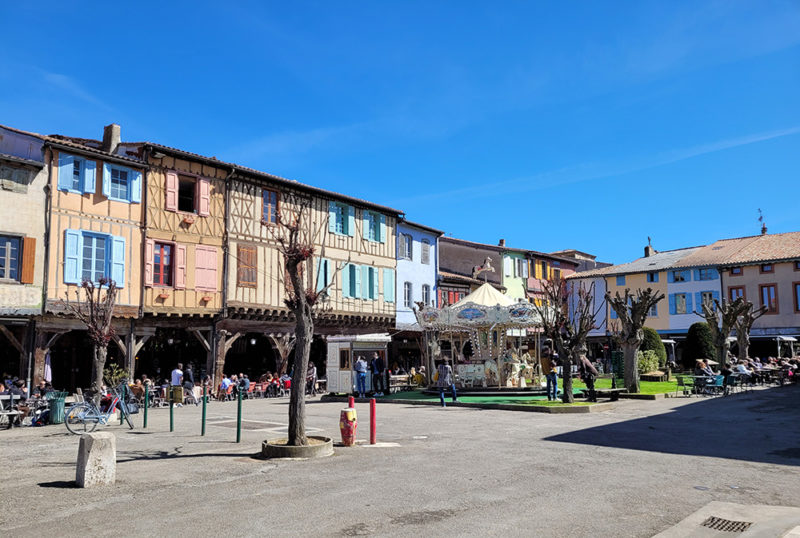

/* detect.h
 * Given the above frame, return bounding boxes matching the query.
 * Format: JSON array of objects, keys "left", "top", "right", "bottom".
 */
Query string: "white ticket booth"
[{"left": 326, "top": 334, "right": 391, "bottom": 394}]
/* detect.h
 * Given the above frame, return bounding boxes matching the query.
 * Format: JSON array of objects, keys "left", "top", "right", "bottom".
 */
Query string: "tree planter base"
[{"left": 261, "top": 436, "right": 333, "bottom": 459}]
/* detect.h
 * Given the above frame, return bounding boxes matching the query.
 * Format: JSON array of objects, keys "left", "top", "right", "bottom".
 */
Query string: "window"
[
  {"left": 553, "top": 268, "right": 561, "bottom": 280},
  {"left": 153, "top": 242, "right": 173, "bottom": 286},
  {"left": 328, "top": 201, "right": 352, "bottom": 236},
  {"left": 422, "top": 284, "right": 431, "bottom": 306},
  {"left": 421, "top": 240, "right": 430, "bottom": 265},
  {"left": 760, "top": 284, "right": 778, "bottom": 313},
  {"left": 178, "top": 176, "right": 196, "bottom": 213},
  {"left": 0, "top": 164, "right": 31, "bottom": 194},
  {"left": 363, "top": 211, "right": 383, "bottom": 242},
  {"left": 81, "top": 234, "right": 107, "bottom": 283},
  {"left": 339, "top": 349, "right": 351, "bottom": 370},
  {"left": 237, "top": 245, "right": 257, "bottom": 288},
  {"left": 649, "top": 304, "right": 658, "bottom": 317},
  {"left": 57, "top": 153, "right": 95, "bottom": 194},
  {"left": 504, "top": 257, "right": 512, "bottom": 277},
  {"left": 760, "top": 264, "right": 774, "bottom": 274},
  {"left": 671, "top": 270, "right": 687, "bottom": 283},
  {"left": 701, "top": 291, "right": 714, "bottom": 308},
  {"left": 0, "top": 235, "right": 20, "bottom": 280},
  {"left": 795, "top": 283, "right": 800, "bottom": 313},
  {"left": 362, "top": 266, "right": 378, "bottom": 300},
  {"left": 795, "top": 261, "right": 800, "bottom": 271},
  {"left": 647, "top": 272, "right": 659, "bottom": 283},
  {"left": 729, "top": 286, "right": 745, "bottom": 302},
  {"left": 67, "top": 231, "right": 128, "bottom": 287},
  {"left": 102, "top": 163, "right": 141, "bottom": 203},
  {"left": 404, "top": 282, "right": 412, "bottom": 308},
  {"left": 262, "top": 189, "right": 279, "bottom": 225},
  {"left": 540, "top": 261, "right": 547, "bottom": 279},
  {"left": 616, "top": 275, "right": 626, "bottom": 286},
  {"left": 675, "top": 293, "right": 687, "bottom": 314},
  {"left": 730, "top": 266, "right": 743, "bottom": 276},
  {"left": 399, "top": 234, "right": 412, "bottom": 260},
  {"left": 515, "top": 258, "right": 528, "bottom": 278},
  {"left": 697, "top": 268, "right": 717, "bottom": 281}
]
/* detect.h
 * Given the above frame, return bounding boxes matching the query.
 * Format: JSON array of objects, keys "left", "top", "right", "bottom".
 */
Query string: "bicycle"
[{"left": 64, "top": 383, "right": 134, "bottom": 434}]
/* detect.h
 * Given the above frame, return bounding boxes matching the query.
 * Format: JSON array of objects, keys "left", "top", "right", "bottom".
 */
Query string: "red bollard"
[
  {"left": 348, "top": 396, "right": 355, "bottom": 408},
  {"left": 370, "top": 398, "right": 376, "bottom": 445}
]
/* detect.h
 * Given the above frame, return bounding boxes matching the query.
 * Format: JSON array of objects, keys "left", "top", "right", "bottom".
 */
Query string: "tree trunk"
[
  {"left": 561, "top": 352, "right": 575, "bottom": 403},
  {"left": 287, "top": 307, "right": 312, "bottom": 446},
  {"left": 718, "top": 339, "right": 730, "bottom": 369},
  {"left": 737, "top": 332, "right": 749, "bottom": 362},
  {"left": 92, "top": 344, "right": 108, "bottom": 404},
  {"left": 622, "top": 341, "right": 639, "bottom": 393}
]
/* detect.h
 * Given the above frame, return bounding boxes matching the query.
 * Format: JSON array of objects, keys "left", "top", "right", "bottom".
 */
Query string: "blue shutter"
[
  {"left": 102, "top": 163, "right": 111, "bottom": 198},
  {"left": 315, "top": 258, "right": 324, "bottom": 292},
  {"left": 712, "top": 290, "right": 720, "bottom": 304},
  {"left": 372, "top": 267, "right": 379, "bottom": 299},
  {"left": 354, "top": 264, "right": 362, "bottom": 298},
  {"left": 610, "top": 307, "right": 617, "bottom": 319},
  {"left": 695, "top": 292, "right": 702, "bottom": 312},
  {"left": 342, "top": 262, "right": 351, "bottom": 298},
  {"left": 669, "top": 294, "right": 676, "bottom": 315},
  {"left": 83, "top": 159, "right": 96, "bottom": 194},
  {"left": 130, "top": 169, "right": 142, "bottom": 203},
  {"left": 362, "top": 211, "right": 370, "bottom": 240},
  {"left": 652, "top": 272, "right": 659, "bottom": 283},
  {"left": 383, "top": 268, "right": 394, "bottom": 303},
  {"left": 379, "top": 214, "right": 386, "bottom": 243},
  {"left": 709, "top": 268, "right": 719, "bottom": 280},
  {"left": 667, "top": 271, "right": 675, "bottom": 283},
  {"left": 360, "top": 265, "right": 369, "bottom": 299},
  {"left": 328, "top": 201, "right": 336, "bottom": 234},
  {"left": 616, "top": 275, "right": 625, "bottom": 286},
  {"left": 111, "top": 235, "right": 126, "bottom": 288},
  {"left": 686, "top": 293, "right": 693, "bottom": 314},
  {"left": 347, "top": 205, "right": 355, "bottom": 237},
  {"left": 63, "top": 230, "right": 81, "bottom": 284},
  {"left": 57, "top": 153, "right": 74, "bottom": 191},
  {"left": 693, "top": 269, "right": 701, "bottom": 281}
]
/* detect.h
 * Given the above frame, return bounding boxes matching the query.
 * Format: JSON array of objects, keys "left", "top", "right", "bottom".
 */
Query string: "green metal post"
[
  {"left": 170, "top": 389, "right": 174, "bottom": 432},
  {"left": 201, "top": 385, "right": 207, "bottom": 436},
  {"left": 236, "top": 386, "right": 242, "bottom": 443},
  {"left": 143, "top": 385, "right": 148, "bottom": 429},
  {"left": 120, "top": 384, "right": 126, "bottom": 425}
]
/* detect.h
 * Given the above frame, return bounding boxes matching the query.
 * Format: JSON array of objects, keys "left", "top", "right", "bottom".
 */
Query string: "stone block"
[{"left": 76, "top": 432, "right": 116, "bottom": 487}]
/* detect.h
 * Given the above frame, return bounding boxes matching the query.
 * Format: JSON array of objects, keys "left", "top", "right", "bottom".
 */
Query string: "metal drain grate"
[{"left": 701, "top": 516, "right": 753, "bottom": 533}]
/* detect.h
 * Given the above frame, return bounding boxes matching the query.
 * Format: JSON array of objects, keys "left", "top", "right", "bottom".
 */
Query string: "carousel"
[{"left": 415, "top": 282, "right": 547, "bottom": 390}]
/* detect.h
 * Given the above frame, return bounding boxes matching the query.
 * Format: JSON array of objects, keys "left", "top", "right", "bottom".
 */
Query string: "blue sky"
[{"left": 1, "top": 1, "right": 798, "bottom": 263}]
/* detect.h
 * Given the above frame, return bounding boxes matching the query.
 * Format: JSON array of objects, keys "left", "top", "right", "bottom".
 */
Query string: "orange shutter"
[{"left": 20, "top": 237, "right": 35, "bottom": 284}]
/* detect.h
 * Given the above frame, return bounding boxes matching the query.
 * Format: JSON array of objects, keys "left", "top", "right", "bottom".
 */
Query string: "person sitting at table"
[
  {"left": 734, "top": 360, "right": 753, "bottom": 384},
  {"left": 129, "top": 379, "right": 145, "bottom": 400}
]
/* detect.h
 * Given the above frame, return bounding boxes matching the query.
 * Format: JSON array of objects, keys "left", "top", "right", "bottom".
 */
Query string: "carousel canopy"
[{"left": 452, "top": 283, "right": 517, "bottom": 308}]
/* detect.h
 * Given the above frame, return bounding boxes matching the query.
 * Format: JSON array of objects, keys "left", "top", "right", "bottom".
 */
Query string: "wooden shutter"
[
  {"left": 102, "top": 163, "right": 111, "bottom": 198},
  {"left": 383, "top": 268, "right": 394, "bottom": 303},
  {"left": 144, "top": 238, "right": 154, "bottom": 287},
  {"left": 20, "top": 237, "right": 35, "bottom": 284},
  {"left": 362, "top": 211, "right": 370, "bottom": 240},
  {"left": 342, "top": 263, "right": 351, "bottom": 298},
  {"left": 347, "top": 205, "right": 355, "bottom": 237},
  {"left": 195, "top": 245, "right": 218, "bottom": 291},
  {"left": 57, "top": 153, "right": 74, "bottom": 191},
  {"left": 174, "top": 244, "right": 186, "bottom": 289},
  {"left": 130, "top": 169, "right": 142, "bottom": 203},
  {"left": 63, "top": 230, "right": 81, "bottom": 284},
  {"left": 83, "top": 160, "right": 96, "bottom": 194},
  {"left": 379, "top": 214, "right": 386, "bottom": 243},
  {"left": 237, "top": 245, "right": 257, "bottom": 288},
  {"left": 328, "top": 201, "right": 336, "bottom": 233},
  {"left": 165, "top": 171, "right": 179, "bottom": 212},
  {"left": 110, "top": 235, "right": 126, "bottom": 288},
  {"left": 197, "top": 178, "right": 210, "bottom": 216}
]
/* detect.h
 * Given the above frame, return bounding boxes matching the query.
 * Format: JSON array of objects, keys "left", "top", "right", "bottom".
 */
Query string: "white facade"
[{"left": 666, "top": 267, "right": 722, "bottom": 333}]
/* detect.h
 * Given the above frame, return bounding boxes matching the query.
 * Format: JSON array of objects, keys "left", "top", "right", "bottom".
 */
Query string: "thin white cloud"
[
  {"left": 39, "top": 70, "right": 111, "bottom": 110},
  {"left": 393, "top": 126, "right": 800, "bottom": 204}
]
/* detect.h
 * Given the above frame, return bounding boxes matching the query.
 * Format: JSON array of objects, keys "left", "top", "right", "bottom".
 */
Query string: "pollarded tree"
[
  {"left": 733, "top": 302, "right": 768, "bottom": 362},
  {"left": 268, "top": 197, "right": 345, "bottom": 446},
  {"left": 531, "top": 278, "right": 604, "bottom": 403},
  {"left": 61, "top": 278, "right": 118, "bottom": 403},
  {"left": 606, "top": 288, "right": 665, "bottom": 394},
  {"left": 696, "top": 296, "right": 750, "bottom": 369}
]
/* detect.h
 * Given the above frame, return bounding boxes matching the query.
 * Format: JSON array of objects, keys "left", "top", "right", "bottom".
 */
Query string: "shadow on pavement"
[
  {"left": 544, "top": 385, "right": 800, "bottom": 466},
  {"left": 38, "top": 480, "right": 77, "bottom": 488}
]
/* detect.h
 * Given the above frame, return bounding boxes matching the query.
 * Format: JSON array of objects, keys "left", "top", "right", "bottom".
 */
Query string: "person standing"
[
  {"left": 540, "top": 347, "right": 559, "bottom": 401},
  {"left": 354, "top": 355, "right": 368, "bottom": 398},
  {"left": 371, "top": 352, "right": 385, "bottom": 396},
  {"left": 579, "top": 353, "right": 599, "bottom": 402},
  {"left": 170, "top": 363, "right": 184, "bottom": 407},
  {"left": 436, "top": 360, "right": 458, "bottom": 407}
]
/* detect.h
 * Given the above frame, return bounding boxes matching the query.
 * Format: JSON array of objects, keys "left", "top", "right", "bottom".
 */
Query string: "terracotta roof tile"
[{"left": 676, "top": 232, "right": 800, "bottom": 267}]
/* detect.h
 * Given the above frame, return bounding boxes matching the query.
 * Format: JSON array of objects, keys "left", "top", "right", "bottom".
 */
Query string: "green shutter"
[{"left": 383, "top": 268, "right": 395, "bottom": 303}]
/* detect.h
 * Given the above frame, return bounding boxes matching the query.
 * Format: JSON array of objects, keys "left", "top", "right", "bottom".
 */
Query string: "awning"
[
  {"left": 661, "top": 339, "right": 676, "bottom": 344},
  {"left": 776, "top": 336, "right": 797, "bottom": 342}
]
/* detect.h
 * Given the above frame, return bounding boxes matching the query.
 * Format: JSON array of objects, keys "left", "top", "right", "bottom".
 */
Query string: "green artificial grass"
[
  {"left": 379, "top": 388, "right": 590, "bottom": 406},
  {"left": 571, "top": 377, "right": 679, "bottom": 395}
]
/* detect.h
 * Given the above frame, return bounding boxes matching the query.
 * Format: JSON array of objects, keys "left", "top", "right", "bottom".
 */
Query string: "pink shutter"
[
  {"left": 195, "top": 245, "right": 217, "bottom": 291},
  {"left": 175, "top": 244, "right": 186, "bottom": 289},
  {"left": 165, "top": 171, "right": 178, "bottom": 212},
  {"left": 144, "top": 238, "right": 154, "bottom": 287},
  {"left": 197, "top": 178, "right": 210, "bottom": 217}
]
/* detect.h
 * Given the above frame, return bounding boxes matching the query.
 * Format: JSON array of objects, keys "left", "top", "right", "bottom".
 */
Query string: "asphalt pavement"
[{"left": 1, "top": 384, "right": 798, "bottom": 537}]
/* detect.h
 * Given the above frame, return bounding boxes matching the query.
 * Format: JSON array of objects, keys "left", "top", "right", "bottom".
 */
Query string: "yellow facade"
[{"left": 605, "top": 271, "right": 669, "bottom": 331}]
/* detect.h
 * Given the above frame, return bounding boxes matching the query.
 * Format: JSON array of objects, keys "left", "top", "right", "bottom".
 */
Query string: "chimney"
[
  {"left": 761, "top": 223, "right": 768, "bottom": 235},
  {"left": 102, "top": 124, "right": 121, "bottom": 153},
  {"left": 498, "top": 239, "right": 506, "bottom": 247},
  {"left": 644, "top": 245, "right": 655, "bottom": 257}
]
